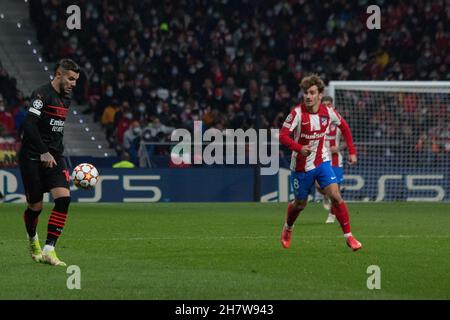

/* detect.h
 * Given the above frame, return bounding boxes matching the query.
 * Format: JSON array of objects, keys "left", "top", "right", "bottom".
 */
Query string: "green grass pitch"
[{"left": 0, "top": 202, "right": 449, "bottom": 299}]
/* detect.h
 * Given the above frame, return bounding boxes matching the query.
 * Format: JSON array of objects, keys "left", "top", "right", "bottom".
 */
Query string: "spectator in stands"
[
  {"left": 114, "top": 101, "right": 134, "bottom": 154},
  {"left": 25, "top": 0, "right": 450, "bottom": 165},
  {"left": 0, "top": 96, "right": 16, "bottom": 139},
  {"left": 101, "top": 99, "right": 120, "bottom": 146},
  {"left": 123, "top": 121, "right": 142, "bottom": 165}
]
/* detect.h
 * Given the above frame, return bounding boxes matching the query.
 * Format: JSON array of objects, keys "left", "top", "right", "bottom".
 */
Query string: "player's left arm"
[{"left": 330, "top": 110, "right": 357, "bottom": 165}]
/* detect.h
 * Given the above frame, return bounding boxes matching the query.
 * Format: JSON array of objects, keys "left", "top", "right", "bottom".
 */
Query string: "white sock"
[
  {"left": 43, "top": 245, "right": 55, "bottom": 253},
  {"left": 344, "top": 232, "right": 352, "bottom": 239},
  {"left": 28, "top": 234, "right": 38, "bottom": 242},
  {"left": 284, "top": 222, "right": 294, "bottom": 231}
]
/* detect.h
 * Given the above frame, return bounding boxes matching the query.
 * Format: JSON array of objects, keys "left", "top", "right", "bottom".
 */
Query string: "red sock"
[
  {"left": 286, "top": 202, "right": 302, "bottom": 227},
  {"left": 331, "top": 202, "right": 351, "bottom": 234}
]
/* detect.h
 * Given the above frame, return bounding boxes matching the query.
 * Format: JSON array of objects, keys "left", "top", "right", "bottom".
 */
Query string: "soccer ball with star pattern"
[{"left": 71, "top": 163, "right": 100, "bottom": 189}]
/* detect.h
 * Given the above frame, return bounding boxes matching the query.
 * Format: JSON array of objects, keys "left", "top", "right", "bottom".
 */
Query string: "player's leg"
[
  {"left": 316, "top": 182, "right": 332, "bottom": 213},
  {"left": 19, "top": 158, "right": 44, "bottom": 262},
  {"left": 280, "top": 171, "right": 314, "bottom": 248},
  {"left": 324, "top": 166, "right": 344, "bottom": 224},
  {"left": 317, "top": 162, "right": 362, "bottom": 251},
  {"left": 41, "top": 187, "right": 70, "bottom": 266},
  {"left": 41, "top": 157, "right": 71, "bottom": 266}
]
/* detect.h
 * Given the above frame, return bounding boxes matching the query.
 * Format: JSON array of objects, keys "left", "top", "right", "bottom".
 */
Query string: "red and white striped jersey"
[
  {"left": 279, "top": 103, "right": 356, "bottom": 172},
  {"left": 325, "top": 122, "right": 344, "bottom": 167}
]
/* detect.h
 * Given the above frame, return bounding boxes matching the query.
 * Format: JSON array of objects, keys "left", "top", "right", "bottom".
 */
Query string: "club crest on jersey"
[
  {"left": 320, "top": 116, "right": 328, "bottom": 126},
  {"left": 32, "top": 99, "right": 43, "bottom": 109}
]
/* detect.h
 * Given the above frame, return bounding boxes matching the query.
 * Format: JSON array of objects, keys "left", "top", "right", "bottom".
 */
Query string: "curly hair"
[{"left": 300, "top": 74, "right": 325, "bottom": 93}]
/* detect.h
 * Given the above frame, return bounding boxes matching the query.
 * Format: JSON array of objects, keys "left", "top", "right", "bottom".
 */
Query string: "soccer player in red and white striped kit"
[{"left": 279, "top": 74, "right": 362, "bottom": 251}]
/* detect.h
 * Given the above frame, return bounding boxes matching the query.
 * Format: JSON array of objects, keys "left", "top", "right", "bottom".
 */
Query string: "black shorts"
[{"left": 19, "top": 156, "right": 71, "bottom": 204}]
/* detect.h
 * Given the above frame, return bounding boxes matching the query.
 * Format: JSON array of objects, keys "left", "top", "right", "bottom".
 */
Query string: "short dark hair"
[
  {"left": 300, "top": 74, "right": 325, "bottom": 93},
  {"left": 54, "top": 59, "right": 80, "bottom": 75},
  {"left": 322, "top": 96, "right": 333, "bottom": 103}
]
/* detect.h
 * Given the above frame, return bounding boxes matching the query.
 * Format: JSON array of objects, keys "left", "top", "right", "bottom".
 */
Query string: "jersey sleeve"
[
  {"left": 28, "top": 90, "right": 45, "bottom": 118},
  {"left": 22, "top": 89, "right": 49, "bottom": 154},
  {"left": 330, "top": 109, "right": 356, "bottom": 155},
  {"left": 279, "top": 108, "right": 303, "bottom": 153}
]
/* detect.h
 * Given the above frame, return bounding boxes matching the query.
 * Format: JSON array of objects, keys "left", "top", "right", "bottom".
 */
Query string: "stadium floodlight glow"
[
  {"left": 38, "top": 57, "right": 43, "bottom": 63},
  {"left": 0, "top": 13, "right": 4, "bottom": 19},
  {"left": 17, "top": 22, "right": 21, "bottom": 28},
  {"left": 85, "top": 127, "right": 90, "bottom": 132},
  {"left": 27, "top": 40, "right": 31, "bottom": 45},
  {"left": 104, "top": 153, "right": 108, "bottom": 157},
  {"left": 49, "top": 75, "right": 53, "bottom": 80},
  {"left": 91, "top": 136, "right": 96, "bottom": 141},
  {"left": 44, "top": 66, "right": 48, "bottom": 71},
  {"left": 73, "top": 110, "right": 77, "bottom": 115},
  {"left": 97, "top": 145, "right": 102, "bottom": 149},
  {"left": 32, "top": 48, "right": 37, "bottom": 54},
  {"left": 79, "top": 119, "right": 84, "bottom": 124}
]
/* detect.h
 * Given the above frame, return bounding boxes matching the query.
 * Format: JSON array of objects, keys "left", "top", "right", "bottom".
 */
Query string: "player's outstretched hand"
[
  {"left": 348, "top": 154, "right": 357, "bottom": 165},
  {"left": 301, "top": 145, "right": 312, "bottom": 156},
  {"left": 40, "top": 152, "right": 57, "bottom": 168}
]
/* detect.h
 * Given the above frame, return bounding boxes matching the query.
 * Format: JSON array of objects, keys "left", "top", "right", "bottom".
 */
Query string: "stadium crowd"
[{"left": 1, "top": 1, "right": 449, "bottom": 167}]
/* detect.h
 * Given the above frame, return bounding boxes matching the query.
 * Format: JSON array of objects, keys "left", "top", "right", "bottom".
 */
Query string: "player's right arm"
[
  {"left": 22, "top": 90, "right": 57, "bottom": 167},
  {"left": 279, "top": 109, "right": 311, "bottom": 156}
]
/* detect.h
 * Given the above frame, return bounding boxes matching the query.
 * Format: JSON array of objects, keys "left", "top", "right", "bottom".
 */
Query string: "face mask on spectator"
[
  {"left": 106, "top": 90, "right": 113, "bottom": 97},
  {"left": 133, "top": 127, "right": 142, "bottom": 135},
  {"left": 134, "top": 89, "right": 142, "bottom": 97},
  {"left": 150, "top": 91, "right": 157, "bottom": 98},
  {"left": 262, "top": 99, "right": 271, "bottom": 107},
  {"left": 138, "top": 104, "right": 146, "bottom": 113},
  {"left": 125, "top": 112, "right": 133, "bottom": 120},
  {"left": 92, "top": 75, "right": 99, "bottom": 83}
]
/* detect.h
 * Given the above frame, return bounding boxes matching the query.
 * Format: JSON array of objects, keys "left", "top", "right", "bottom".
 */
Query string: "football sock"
[
  {"left": 24, "top": 208, "right": 41, "bottom": 238},
  {"left": 43, "top": 244, "right": 55, "bottom": 253},
  {"left": 331, "top": 201, "right": 351, "bottom": 234},
  {"left": 286, "top": 202, "right": 302, "bottom": 227},
  {"left": 46, "top": 196, "right": 71, "bottom": 247}
]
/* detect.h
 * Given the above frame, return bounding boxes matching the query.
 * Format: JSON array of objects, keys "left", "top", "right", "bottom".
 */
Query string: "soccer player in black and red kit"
[{"left": 19, "top": 59, "right": 80, "bottom": 266}]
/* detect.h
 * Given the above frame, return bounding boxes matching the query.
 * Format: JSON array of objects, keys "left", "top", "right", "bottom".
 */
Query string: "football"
[{"left": 71, "top": 163, "right": 100, "bottom": 189}]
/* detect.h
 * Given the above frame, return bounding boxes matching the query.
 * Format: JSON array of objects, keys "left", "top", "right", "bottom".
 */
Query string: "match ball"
[{"left": 71, "top": 163, "right": 100, "bottom": 189}]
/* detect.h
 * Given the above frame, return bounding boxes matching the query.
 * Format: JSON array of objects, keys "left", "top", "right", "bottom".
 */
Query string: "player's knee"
[
  {"left": 54, "top": 196, "right": 71, "bottom": 212},
  {"left": 28, "top": 202, "right": 43, "bottom": 211},
  {"left": 293, "top": 199, "right": 307, "bottom": 210},
  {"left": 329, "top": 192, "right": 343, "bottom": 205}
]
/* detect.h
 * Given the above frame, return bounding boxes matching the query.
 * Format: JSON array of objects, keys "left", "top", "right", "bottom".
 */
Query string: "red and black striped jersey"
[{"left": 20, "top": 82, "right": 71, "bottom": 159}]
